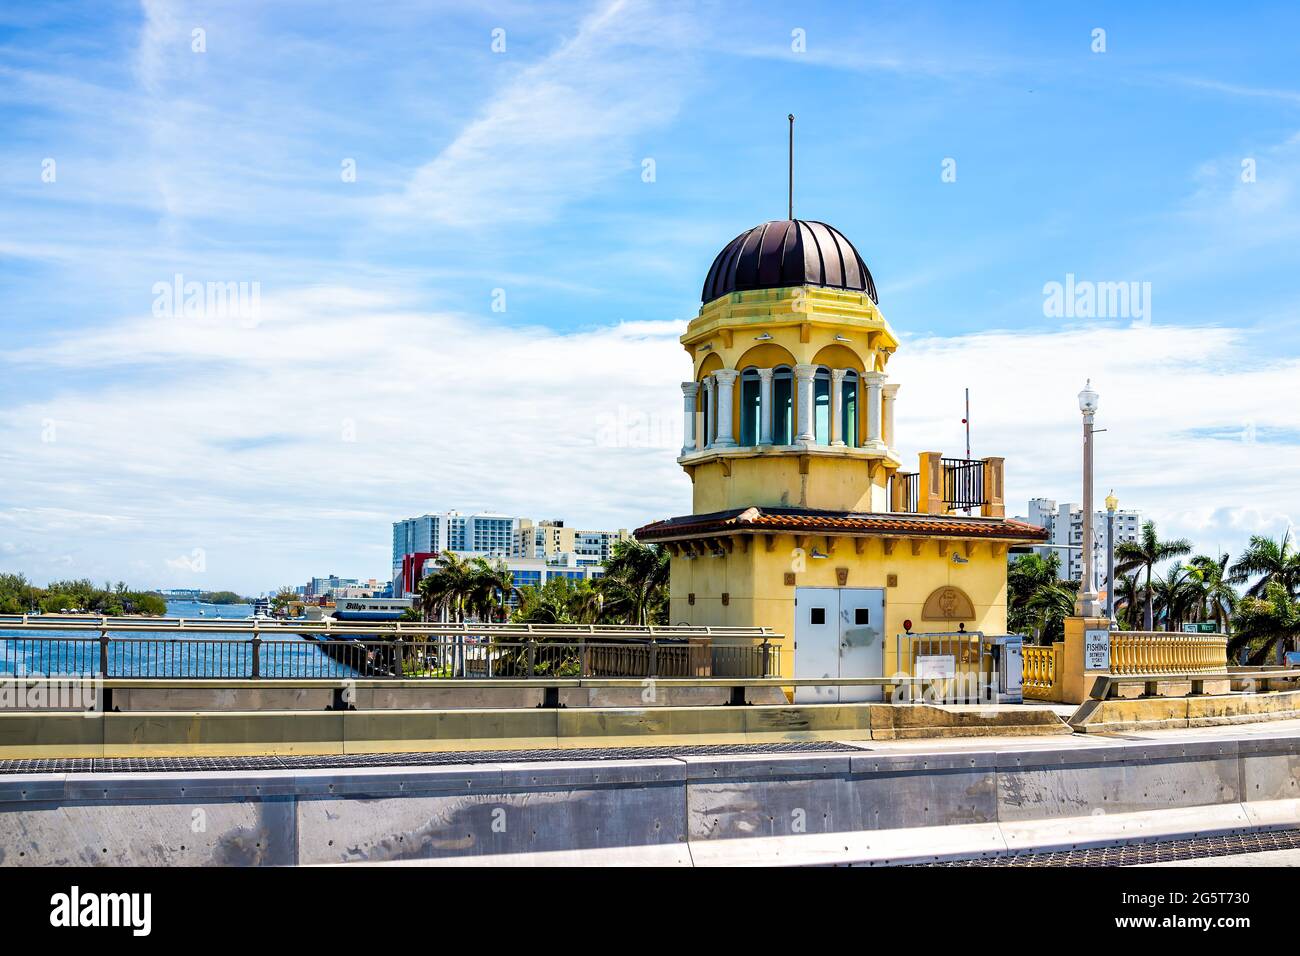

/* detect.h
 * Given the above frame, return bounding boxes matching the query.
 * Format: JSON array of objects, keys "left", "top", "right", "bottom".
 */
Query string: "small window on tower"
[
  {"left": 855, "top": 608, "right": 870, "bottom": 625},
  {"left": 810, "top": 607, "right": 826, "bottom": 625}
]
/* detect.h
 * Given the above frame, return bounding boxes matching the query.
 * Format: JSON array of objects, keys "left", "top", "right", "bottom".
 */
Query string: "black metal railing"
[
  {"left": 941, "top": 458, "right": 985, "bottom": 511},
  {"left": 0, "top": 621, "right": 782, "bottom": 681},
  {"left": 903, "top": 471, "right": 919, "bottom": 513}
]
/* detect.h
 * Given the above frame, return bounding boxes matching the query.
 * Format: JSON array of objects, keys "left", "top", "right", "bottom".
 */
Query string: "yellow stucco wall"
[
  {"left": 688, "top": 454, "right": 892, "bottom": 514},
  {"left": 668, "top": 533, "right": 1010, "bottom": 676}
]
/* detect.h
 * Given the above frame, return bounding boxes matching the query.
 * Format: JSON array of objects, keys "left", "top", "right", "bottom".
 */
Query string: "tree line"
[
  {"left": 416, "top": 539, "right": 670, "bottom": 627},
  {"left": 1009, "top": 521, "right": 1300, "bottom": 664},
  {"left": 0, "top": 574, "right": 168, "bottom": 616}
]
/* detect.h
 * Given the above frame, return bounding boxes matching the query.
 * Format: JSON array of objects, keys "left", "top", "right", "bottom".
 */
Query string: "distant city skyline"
[{"left": 4, "top": 2, "right": 1300, "bottom": 592}]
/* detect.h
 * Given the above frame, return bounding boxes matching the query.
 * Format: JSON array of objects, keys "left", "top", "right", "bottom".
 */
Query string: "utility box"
[{"left": 988, "top": 635, "right": 1023, "bottom": 703}]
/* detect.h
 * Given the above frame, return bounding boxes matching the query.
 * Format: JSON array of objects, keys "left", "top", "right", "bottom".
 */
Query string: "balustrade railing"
[
  {"left": 1107, "top": 631, "right": 1228, "bottom": 676},
  {"left": 1023, "top": 643, "right": 1061, "bottom": 700}
]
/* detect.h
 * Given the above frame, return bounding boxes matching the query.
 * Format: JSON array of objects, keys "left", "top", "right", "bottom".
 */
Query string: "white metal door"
[
  {"left": 837, "top": 588, "right": 886, "bottom": 702},
  {"left": 793, "top": 587, "right": 841, "bottom": 703}
]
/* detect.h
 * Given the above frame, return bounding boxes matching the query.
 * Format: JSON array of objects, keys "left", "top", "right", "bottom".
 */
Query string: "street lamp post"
[
  {"left": 1105, "top": 490, "right": 1118, "bottom": 627},
  {"left": 1076, "top": 380, "right": 1100, "bottom": 617}
]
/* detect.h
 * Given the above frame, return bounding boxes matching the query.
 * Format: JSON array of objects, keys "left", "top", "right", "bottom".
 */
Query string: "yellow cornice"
[{"left": 681, "top": 286, "right": 898, "bottom": 351}]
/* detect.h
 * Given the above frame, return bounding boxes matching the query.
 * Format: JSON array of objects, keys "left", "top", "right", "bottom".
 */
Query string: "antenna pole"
[
  {"left": 787, "top": 114, "right": 794, "bottom": 220},
  {"left": 965, "top": 388, "right": 971, "bottom": 461},
  {"left": 964, "top": 387, "right": 973, "bottom": 515}
]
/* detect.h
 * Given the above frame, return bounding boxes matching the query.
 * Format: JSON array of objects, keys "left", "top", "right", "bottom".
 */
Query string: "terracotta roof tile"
[{"left": 635, "top": 507, "right": 1049, "bottom": 543}]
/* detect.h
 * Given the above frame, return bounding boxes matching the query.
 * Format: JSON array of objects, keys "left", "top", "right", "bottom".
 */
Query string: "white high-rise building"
[
  {"left": 393, "top": 512, "right": 632, "bottom": 581},
  {"left": 391, "top": 511, "right": 518, "bottom": 576},
  {"left": 1014, "top": 497, "right": 1143, "bottom": 591}
]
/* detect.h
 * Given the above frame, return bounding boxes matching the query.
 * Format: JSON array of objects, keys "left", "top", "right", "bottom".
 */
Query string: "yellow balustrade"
[
  {"left": 1023, "top": 642, "right": 1063, "bottom": 701},
  {"left": 1107, "top": 631, "right": 1227, "bottom": 675}
]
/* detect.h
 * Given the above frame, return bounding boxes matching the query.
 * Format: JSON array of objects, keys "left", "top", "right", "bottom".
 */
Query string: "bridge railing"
[
  {"left": 1023, "top": 643, "right": 1063, "bottom": 701},
  {"left": 0, "top": 617, "right": 781, "bottom": 681},
  {"left": 1107, "top": 631, "right": 1228, "bottom": 675}
]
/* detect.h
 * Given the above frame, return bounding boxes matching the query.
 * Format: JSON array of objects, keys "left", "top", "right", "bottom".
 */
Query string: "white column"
[
  {"left": 703, "top": 376, "right": 716, "bottom": 448},
  {"left": 830, "top": 369, "right": 847, "bottom": 447},
  {"left": 713, "top": 368, "right": 739, "bottom": 447},
  {"left": 864, "top": 371, "right": 885, "bottom": 449},
  {"left": 757, "top": 368, "right": 774, "bottom": 445},
  {"left": 794, "top": 364, "right": 817, "bottom": 444},
  {"left": 882, "top": 382, "right": 899, "bottom": 450},
  {"left": 680, "top": 381, "right": 699, "bottom": 455}
]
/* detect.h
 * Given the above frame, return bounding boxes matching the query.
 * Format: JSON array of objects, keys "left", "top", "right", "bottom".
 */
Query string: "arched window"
[
  {"left": 813, "top": 367, "right": 831, "bottom": 444},
  {"left": 841, "top": 370, "right": 859, "bottom": 447},
  {"left": 772, "top": 366, "right": 793, "bottom": 444},
  {"left": 739, "top": 368, "right": 761, "bottom": 446}
]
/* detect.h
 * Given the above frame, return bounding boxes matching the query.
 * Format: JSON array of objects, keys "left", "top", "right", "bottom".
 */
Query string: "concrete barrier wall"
[
  {"left": 1070, "top": 688, "right": 1300, "bottom": 733},
  {"left": 3, "top": 731, "right": 1298, "bottom": 866},
  {"left": 0, "top": 679, "right": 788, "bottom": 713},
  {"left": 0, "top": 702, "right": 1069, "bottom": 759}
]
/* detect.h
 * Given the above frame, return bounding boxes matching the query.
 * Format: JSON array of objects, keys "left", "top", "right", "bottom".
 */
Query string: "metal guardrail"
[
  {"left": 894, "top": 631, "right": 994, "bottom": 703},
  {"left": 0, "top": 615, "right": 774, "bottom": 637},
  {"left": 0, "top": 617, "right": 782, "bottom": 681}
]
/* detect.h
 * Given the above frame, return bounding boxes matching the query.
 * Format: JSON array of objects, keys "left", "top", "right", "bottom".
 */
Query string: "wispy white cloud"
[
  {"left": 1171, "top": 75, "right": 1300, "bottom": 107},
  {"left": 390, "top": 0, "right": 692, "bottom": 227},
  {"left": 2, "top": 280, "right": 1297, "bottom": 590}
]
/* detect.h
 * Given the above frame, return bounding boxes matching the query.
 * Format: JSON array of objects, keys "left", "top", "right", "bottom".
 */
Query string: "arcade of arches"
[{"left": 682, "top": 360, "right": 897, "bottom": 453}]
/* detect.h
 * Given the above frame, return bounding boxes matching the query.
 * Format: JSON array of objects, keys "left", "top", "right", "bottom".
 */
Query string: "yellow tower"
[{"left": 636, "top": 219, "right": 1048, "bottom": 698}]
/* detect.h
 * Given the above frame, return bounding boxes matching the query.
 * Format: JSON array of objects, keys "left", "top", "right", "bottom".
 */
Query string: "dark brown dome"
[{"left": 701, "top": 219, "right": 878, "bottom": 305}]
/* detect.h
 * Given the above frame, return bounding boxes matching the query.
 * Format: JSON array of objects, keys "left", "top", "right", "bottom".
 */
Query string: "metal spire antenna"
[
  {"left": 962, "top": 388, "right": 972, "bottom": 514},
  {"left": 788, "top": 113, "right": 794, "bottom": 220},
  {"left": 964, "top": 388, "right": 971, "bottom": 461}
]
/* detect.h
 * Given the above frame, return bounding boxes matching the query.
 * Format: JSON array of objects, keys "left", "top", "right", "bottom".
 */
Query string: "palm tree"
[
  {"left": 1184, "top": 553, "right": 1237, "bottom": 630},
  {"left": 513, "top": 579, "right": 573, "bottom": 624},
  {"left": 1008, "top": 552, "right": 1066, "bottom": 642},
  {"left": 512, "top": 577, "right": 604, "bottom": 625},
  {"left": 417, "top": 552, "right": 474, "bottom": 622},
  {"left": 1152, "top": 563, "right": 1196, "bottom": 632},
  {"left": 469, "top": 558, "right": 516, "bottom": 623},
  {"left": 597, "top": 540, "right": 670, "bottom": 626},
  {"left": 1229, "top": 532, "right": 1300, "bottom": 599},
  {"left": 1230, "top": 580, "right": 1300, "bottom": 665},
  {"left": 1114, "top": 572, "right": 1143, "bottom": 630},
  {"left": 1115, "top": 521, "right": 1192, "bottom": 630},
  {"left": 1024, "top": 579, "right": 1078, "bottom": 644},
  {"left": 565, "top": 578, "right": 606, "bottom": 625}
]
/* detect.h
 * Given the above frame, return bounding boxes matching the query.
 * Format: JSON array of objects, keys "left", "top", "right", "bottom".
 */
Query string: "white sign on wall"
[
  {"left": 916, "top": 655, "right": 957, "bottom": 680},
  {"left": 1085, "top": 628, "right": 1111, "bottom": 671}
]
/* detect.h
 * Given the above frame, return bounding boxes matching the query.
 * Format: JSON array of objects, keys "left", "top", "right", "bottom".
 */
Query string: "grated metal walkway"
[
  {"left": 0, "top": 741, "right": 860, "bottom": 775},
  {"left": 924, "top": 828, "right": 1300, "bottom": 867}
]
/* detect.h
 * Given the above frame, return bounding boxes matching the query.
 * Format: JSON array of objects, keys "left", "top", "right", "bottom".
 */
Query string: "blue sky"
[{"left": 2, "top": 1, "right": 1300, "bottom": 592}]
